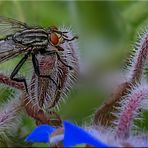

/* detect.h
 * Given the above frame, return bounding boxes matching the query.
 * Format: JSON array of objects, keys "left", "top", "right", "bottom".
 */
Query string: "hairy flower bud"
[{"left": 27, "top": 27, "right": 79, "bottom": 111}]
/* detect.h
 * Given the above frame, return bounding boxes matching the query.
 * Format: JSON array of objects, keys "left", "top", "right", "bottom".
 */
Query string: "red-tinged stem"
[
  {"left": 130, "top": 32, "right": 148, "bottom": 83},
  {"left": 0, "top": 74, "right": 24, "bottom": 90},
  {"left": 115, "top": 84, "right": 148, "bottom": 139}
]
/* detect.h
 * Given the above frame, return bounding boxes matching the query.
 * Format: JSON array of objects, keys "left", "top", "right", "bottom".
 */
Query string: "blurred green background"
[{"left": 0, "top": 0, "right": 148, "bottom": 147}]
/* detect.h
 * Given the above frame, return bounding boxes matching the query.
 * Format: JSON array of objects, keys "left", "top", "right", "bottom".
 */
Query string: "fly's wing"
[
  {"left": 0, "top": 17, "right": 28, "bottom": 62},
  {"left": 0, "top": 38, "right": 26, "bottom": 63},
  {"left": 0, "top": 16, "right": 28, "bottom": 38}
]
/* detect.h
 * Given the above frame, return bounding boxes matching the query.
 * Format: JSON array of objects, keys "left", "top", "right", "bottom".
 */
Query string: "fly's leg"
[
  {"left": 31, "top": 53, "right": 59, "bottom": 88},
  {"left": 48, "top": 79, "right": 62, "bottom": 109},
  {"left": 63, "top": 35, "right": 78, "bottom": 42},
  {"left": 43, "top": 50, "right": 73, "bottom": 70},
  {"left": 55, "top": 50, "right": 73, "bottom": 70},
  {"left": 10, "top": 50, "right": 31, "bottom": 93}
]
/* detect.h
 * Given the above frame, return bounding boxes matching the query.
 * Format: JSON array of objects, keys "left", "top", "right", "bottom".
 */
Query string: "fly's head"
[
  {"left": 48, "top": 26, "right": 64, "bottom": 48},
  {"left": 47, "top": 26, "right": 78, "bottom": 51}
]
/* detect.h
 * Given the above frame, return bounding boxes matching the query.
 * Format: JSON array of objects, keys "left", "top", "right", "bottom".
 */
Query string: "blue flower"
[
  {"left": 25, "top": 124, "right": 56, "bottom": 143},
  {"left": 63, "top": 121, "right": 110, "bottom": 147},
  {"left": 25, "top": 121, "right": 110, "bottom": 147},
  {"left": 26, "top": 121, "right": 147, "bottom": 147}
]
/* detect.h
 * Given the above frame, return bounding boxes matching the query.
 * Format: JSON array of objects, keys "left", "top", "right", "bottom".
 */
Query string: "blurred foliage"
[{"left": 0, "top": 0, "right": 148, "bottom": 147}]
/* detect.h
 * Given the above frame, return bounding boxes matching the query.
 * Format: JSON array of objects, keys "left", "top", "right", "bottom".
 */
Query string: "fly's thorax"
[{"left": 13, "top": 28, "right": 48, "bottom": 47}]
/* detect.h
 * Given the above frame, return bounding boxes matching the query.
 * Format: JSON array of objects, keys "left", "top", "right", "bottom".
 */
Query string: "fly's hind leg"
[{"left": 10, "top": 50, "right": 31, "bottom": 93}]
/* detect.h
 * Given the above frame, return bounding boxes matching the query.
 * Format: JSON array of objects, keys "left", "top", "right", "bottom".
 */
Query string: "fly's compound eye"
[{"left": 49, "top": 33, "right": 63, "bottom": 46}]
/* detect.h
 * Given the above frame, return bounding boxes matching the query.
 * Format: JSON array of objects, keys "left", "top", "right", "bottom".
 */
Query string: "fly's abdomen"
[{"left": 13, "top": 28, "right": 48, "bottom": 47}]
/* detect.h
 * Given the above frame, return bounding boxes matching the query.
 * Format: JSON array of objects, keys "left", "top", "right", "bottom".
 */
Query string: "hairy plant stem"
[
  {"left": 93, "top": 30, "right": 148, "bottom": 127},
  {"left": 0, "top": 73, "right": 62, "bottom": 126}
]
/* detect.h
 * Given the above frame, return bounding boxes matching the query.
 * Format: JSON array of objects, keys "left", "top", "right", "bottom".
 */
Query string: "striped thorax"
[{"left": 13, "top": 28, "right": 48, "bottom": 47}]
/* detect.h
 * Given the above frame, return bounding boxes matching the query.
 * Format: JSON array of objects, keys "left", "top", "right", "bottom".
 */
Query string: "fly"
[{"left": 0, "top": 17, "right": 78, "bottom": 92}]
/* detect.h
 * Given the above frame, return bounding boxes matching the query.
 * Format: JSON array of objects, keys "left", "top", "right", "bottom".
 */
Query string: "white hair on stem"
[
  {"left": 114, "top": 83, "right": 148, "bottom": 140},
  {"left": 127, "top": 28, "right": 148, "bottom": 84}
]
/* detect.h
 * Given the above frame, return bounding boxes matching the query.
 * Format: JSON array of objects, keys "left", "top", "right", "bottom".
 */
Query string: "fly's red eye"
[{"left": 50, "top": 33, "right": 59, "bottom": 46}]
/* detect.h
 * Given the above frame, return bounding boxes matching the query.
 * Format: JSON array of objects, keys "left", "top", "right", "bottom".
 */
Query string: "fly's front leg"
[
  {"left": 31, "top": 53, "right": 59, "bottom": 89},
  {"left": 10, "top": 50, "right": 31, "bottom": 93},
  {"left": 43, "top": 50, "right": 73, "bottom": 70},
  {"left": 55, "top": 50, "right": 73, "bottom": 70},
  {"left": 63, "top": 35, "right": 78, "bottom": 42}
]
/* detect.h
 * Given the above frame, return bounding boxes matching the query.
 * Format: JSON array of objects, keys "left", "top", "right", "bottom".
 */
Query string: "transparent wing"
[
  {"left": 0, "top": 39, "right": 26, "bottom": 63},
  {"left": 0, "top": 16, "right": 28, "bottom": 38}
]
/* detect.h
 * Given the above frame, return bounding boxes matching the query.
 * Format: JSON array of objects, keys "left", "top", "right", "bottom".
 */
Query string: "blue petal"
[
  {"left": 25, "top": 124, "right": 56, "bottom": 143},
  {"left": 63, "top": 121, "right": 110, "bottom": 147}
]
